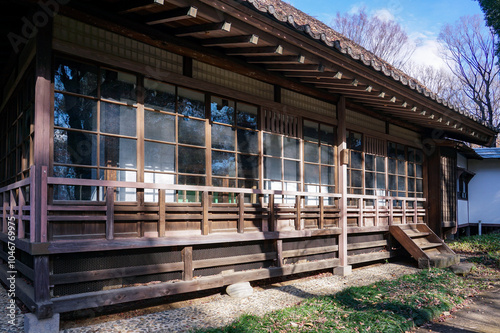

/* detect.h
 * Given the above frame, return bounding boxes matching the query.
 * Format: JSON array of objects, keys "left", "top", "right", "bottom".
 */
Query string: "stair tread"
[
  {"left": 404, "top": 231, "right": 431, "bottom": 237},
  {"left": 420, "top": 242, "right": 443, "bottom": 249}
]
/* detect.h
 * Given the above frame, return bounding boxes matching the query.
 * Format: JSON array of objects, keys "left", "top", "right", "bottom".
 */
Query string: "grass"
[{"left": 194, "top": 234, "right": 500, "bottom": 333}]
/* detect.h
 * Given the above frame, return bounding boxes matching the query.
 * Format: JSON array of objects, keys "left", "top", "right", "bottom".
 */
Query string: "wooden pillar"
[
  {"left": 334, "top": 95, "right": 351, "bottom": 276},
  {"left": 296, "top": 195, "right": 303, "bottom": 230},
  {"left": 237, "top": 192, "right": 244, "bottom": 233},
  {"left": 158, "top": 189, "right": 166, "bottom": 237},
  {"left": 32, "top": 21, "right": 53, "bottom": 319},
  {"left": 201, "top": 191, "right": 210, "bottom": 235},
  {"left": 182, "top": 246, "right": 193, "bottom": 281},
  {"left": 106, "top": 187, "right": 115, "bottom": 240},
  {"left": 275, "top": 239, "right": 283, "bottom": 267}
]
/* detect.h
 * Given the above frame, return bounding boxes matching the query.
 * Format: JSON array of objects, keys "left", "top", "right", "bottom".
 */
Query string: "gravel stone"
[{"left": 0, "top": 262, "right": 420, "bottom": 333}]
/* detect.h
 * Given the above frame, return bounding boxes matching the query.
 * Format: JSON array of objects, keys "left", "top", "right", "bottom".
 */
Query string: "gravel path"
[{"left": 1, "top": 262, "right": 420, "bottom": 333}]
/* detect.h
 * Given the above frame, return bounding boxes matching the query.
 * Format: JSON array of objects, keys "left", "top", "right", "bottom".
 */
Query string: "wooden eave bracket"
[
  {"left": 225, "top": 45, "right": 283, "bottom": 56},
  {"left": 174, "top": 21, "right": 232, "bottom": 36},
  {"left": 202, "top": 34, "right": 259, "bottom": 46},
  {"left": 117, "top": 0, "right": 164, "bottom": 14},
  {"left": 144, "top": 6, "right": 198, "bottom": 25}
]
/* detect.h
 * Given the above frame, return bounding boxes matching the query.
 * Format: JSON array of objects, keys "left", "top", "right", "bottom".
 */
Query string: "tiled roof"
[
  {"left": 242, "top": 0, "right": 498, "bottom": 132},
  {"left": 474, "top": 148, "right": 500, "bottom": 159}
]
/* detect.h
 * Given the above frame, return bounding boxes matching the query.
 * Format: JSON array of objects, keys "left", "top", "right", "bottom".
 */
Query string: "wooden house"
[{"left": 0, "top": 0, "right": 497, "bottom": 328}]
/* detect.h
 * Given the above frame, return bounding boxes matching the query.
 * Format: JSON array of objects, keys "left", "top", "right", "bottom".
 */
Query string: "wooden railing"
[
  {"left": 1, "top": 169, "right": 426, "bottom": 242},
  {"left": 0, "top": 166, "right": 33, "bottom": 240}
]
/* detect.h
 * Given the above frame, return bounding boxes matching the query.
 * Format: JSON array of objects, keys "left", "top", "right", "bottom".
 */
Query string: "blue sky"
[{"left": 287, "top": 0, "right": 485, "bottom": 68}]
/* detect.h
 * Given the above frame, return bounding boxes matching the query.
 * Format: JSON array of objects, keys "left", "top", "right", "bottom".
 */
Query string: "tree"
[
  {"left": 331, "top": 8, "right": 415, "bottom": 70},
  {"left": 438, "top": 15, "right": 500, "bottom": 129},
  {"left": 477, "top": 0, "right": 500, "bottom": 60}
]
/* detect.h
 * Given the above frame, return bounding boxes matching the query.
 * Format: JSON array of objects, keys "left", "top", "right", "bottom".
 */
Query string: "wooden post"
[
  {"left": 389, "top": 199, "right": 394, "bottom": 225},
  {"left": 402, "top": 199, "right": 407, "bottom": 224},
  {"left": 2, "top": 192, "right": 7, "bottom": 233},
  {"left": 275, "top": 239, "right": 283, "bottom": 267},
  {"left": 201, "top": 191, "right": 209, "bottom": 235},
  {"left": 106, "top": 187, "right": 115, "bottom": 240},
  {"left": 18, "top": 186, "right": 25, "bottom": 238},
  {"left": 33, "top": 256, "right": 52, "bottom": 319},
  {"left": 237, "top": 192, "right": 244, "bottom": 233},
  {"left": 296, "top": 195, "right": 303, "bottom": 230},
  {"left": 335, "top": 95, "right": 351, "bottom": 275},
  {"left": 359, "top": 198, "right": 364, "bottom": 227},
  {"left": 374, "top": 196, "right": 379, "bottom": 227},
  {"left": 269, "top": 194, "right": 276, "bottom": 231},
  {"left": 30, "top": 166, "right": 36, "bottom": 242},
  {"left": 33, "top": 21, "right": 52, "bottom": 244},
  {"left": 318, "top": 196, "right": 324, "bottom": 229},
  {"left": 158, "top": 189, "right": 166, "bottom": 237},
  {"left": 182, "top": 246, "right": 193, "bottom": 281}
]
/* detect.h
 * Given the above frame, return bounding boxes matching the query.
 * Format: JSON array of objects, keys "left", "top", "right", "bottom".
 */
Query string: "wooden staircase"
[{"left": 390, "top": 224, "right": 460, "bottom": 268}]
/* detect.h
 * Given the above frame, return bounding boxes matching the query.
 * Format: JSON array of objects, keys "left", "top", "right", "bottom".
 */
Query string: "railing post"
[
  {"left": 30, "top": 166, "right": 36, "bottom": 242},
  {"left": 296, "top": 195, "right": 303, "bottom": 230},
  {"left": 40, "top": 166, "right": 48, "bottom": 242},
  {"left": 201, "top": 190, "right": 210, "bottom": 235},
  {"left": 389, "top": 199, "right": 394, "bottom": 226},
  {"left": 269, "top": 194, "right": 276, "bottom": 231},
  {"left": 182, "top": 246, "right": 193, "bottom": 281},
  {"left": 18, "top": 186, "right": 25, "bottom": 238},
  {"left": 2, "top": 192, "right": 8, "bottom": 233},
  {"left": 238, "top": 192, "right": 244, "bottom": 233},
  {"left": 275, "top": 239, "right": 283, "bottom": 267},
  {"left": 358, "top": 198, "right": 364, "bottom": 227},
  {"left": 402, "top": 199, "right": 407, "bottom": 224},
  {"left": 414, "top": 200, "right": 418, "bottom": 223},
  {"left": 106, "top": 186, "right": 115, "bottom": 240},
  {"left": 158, "top": 189, "right": 166, "bottom": 237}
]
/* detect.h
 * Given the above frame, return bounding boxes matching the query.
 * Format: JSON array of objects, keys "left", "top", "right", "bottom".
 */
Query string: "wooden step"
[
  {"left": 419, "top": 242, "right": 443, "bottom": 250},
  {"left": 404, "top": 230, "right": 431, "bottom": 238}
]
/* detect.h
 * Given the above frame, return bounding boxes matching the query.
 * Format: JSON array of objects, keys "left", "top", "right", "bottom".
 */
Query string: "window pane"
[
  {"left": 54, "top": 166, "right": 97, "bottom": 179},
  {"left": 376, "top": 173, "right": 386, "bottom": 190},
  {"left": 397, "top": 144, "right": 405, "bottom": 160},
  {"left": 100, "top": 170, "right": 137, "bottom": 201},
  {"left": 212, "top": 124, "right": 235, "bottom": 150},
  {"left": 416, "top": 164, "right": 423, "bottom": 178},
  {"left": 303, "top": 120, "right": 319, "bottom": 142},
  {"left": 388, "top": 159, "right": 396, "bottom": 174},
  {"left": 178, "top": 117, "right": 205, "bottom": 146},
  {"left": 264, "top": 157, "right": 281, "bottom": 180},
  {"left": 238, "top": 154, "right": 259, "bottom": 179},
  {"left": 304, "top": 141, "right": 319, "bottom": 163},
  {"left": 398, "top": 176, "right": 406, "bottom": 191},
  {"left": 100, "top": 136, "right": 137, "bottom": 168},
  {"left": 54, "top": 58, "right": 98, "bottom": 97},
  {"left": 351, "top": 170, "right": 362, "bottom": 188},
  {"left": 408, "top": 177, "right": 415, "bottom": 192},
  {"left": 321, "top": 145, "right": 334, "bottom": 165},
  {"left": 54, "top": 93, "right": 97, "bottom": 131},
  {"left": 365, "top": 172, "right": 374, "bottom": 188},
  {"left": 284, "top": 137, "right": 300, "bottom": 159},
  {"left": 211, "top": 96, "right": 235, "bottom": 125},
  {"left": 407, "top": 163, "right": 415, "bottom": 177},
  {"left": 284, "top": 160, "right": 300, "bottom": 181},
  {"left": 407, "top": 147, "right": 415, "bottom": 162},
  {"left": 178, "top": 175, "right": 205, "bottom": 185},
  {"left": 237, "top": 103, "right": 258, "bottom": 129},
  {"left": 388, "top": 175, "right": 397, "bottom": 190},
  {"left": 144, "top": 79, "right": 175, "bottom": 112},
  {"left": 376, "top": 156, "right": 385, "bottom": 172},
  {"left": 212, "top": 151, "right": 236, "bottom": 177},
  {"left": 144, "top": 141, "right": 175, "bottom": 172},
  {"left": 320, "top": 124, "right": 335, "bottom": 145},
  {"left": 100, "top": 102, "right": 136, "bottom": 137},
  {"left": 321, "top": 166, "right": 335, "bottom": 185},
  {"left": 212, "top": 178, "right": 236, "bottom": 187},
  {"left": 237, "top": 129, "right": 258, "bottom": 154},
  {"left": 350, "top": 151, "right": 362, "bottom": 169},
  {"left": 144, "top": 172, "right": 175, "bottom": 203},
  {"left": 365, "top": 154, "right": 375, "bottom": 171},
  {"left": 398, "top": 160, "right": 406, "bottom": 175},
  {"left": 348, "top": 131, "right": 362, "bottom": 151},
  {"left": 144, "top": 110, "right": 175, "bottom": 142},
  {"left": 101, "top": 69, "right": 136, "bottom": 102},
  {"left": 305, "top": 164, "right": 320, "bottom": 184},
  {"left": 53, "top": 185, "right": 98, "bottom": 201},
  {"left": 54, "top": 129, "right": 97, "bottom": 166},
  {"left": 263, "top": 133, "right": 281, "bottom": 157},
  {"left": 416, "top": 179, "right": 423, "bottom": 192},
  {"left": 415, "top": 149, "right": 423, "bottom": 164},
  {"left": 178, "top": 146, "right": 205, "bottom": 174},
  {"left": 178, "top": 87, "right": 205, "bottom": 118}
]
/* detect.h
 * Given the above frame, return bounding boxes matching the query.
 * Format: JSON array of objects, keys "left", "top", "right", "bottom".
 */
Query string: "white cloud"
[
  {"left": 373, "top": 8, "right": 395, "bottom": 22},
  {"left": 410, "top": 38, "right": 447, "bottom": 69}
]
